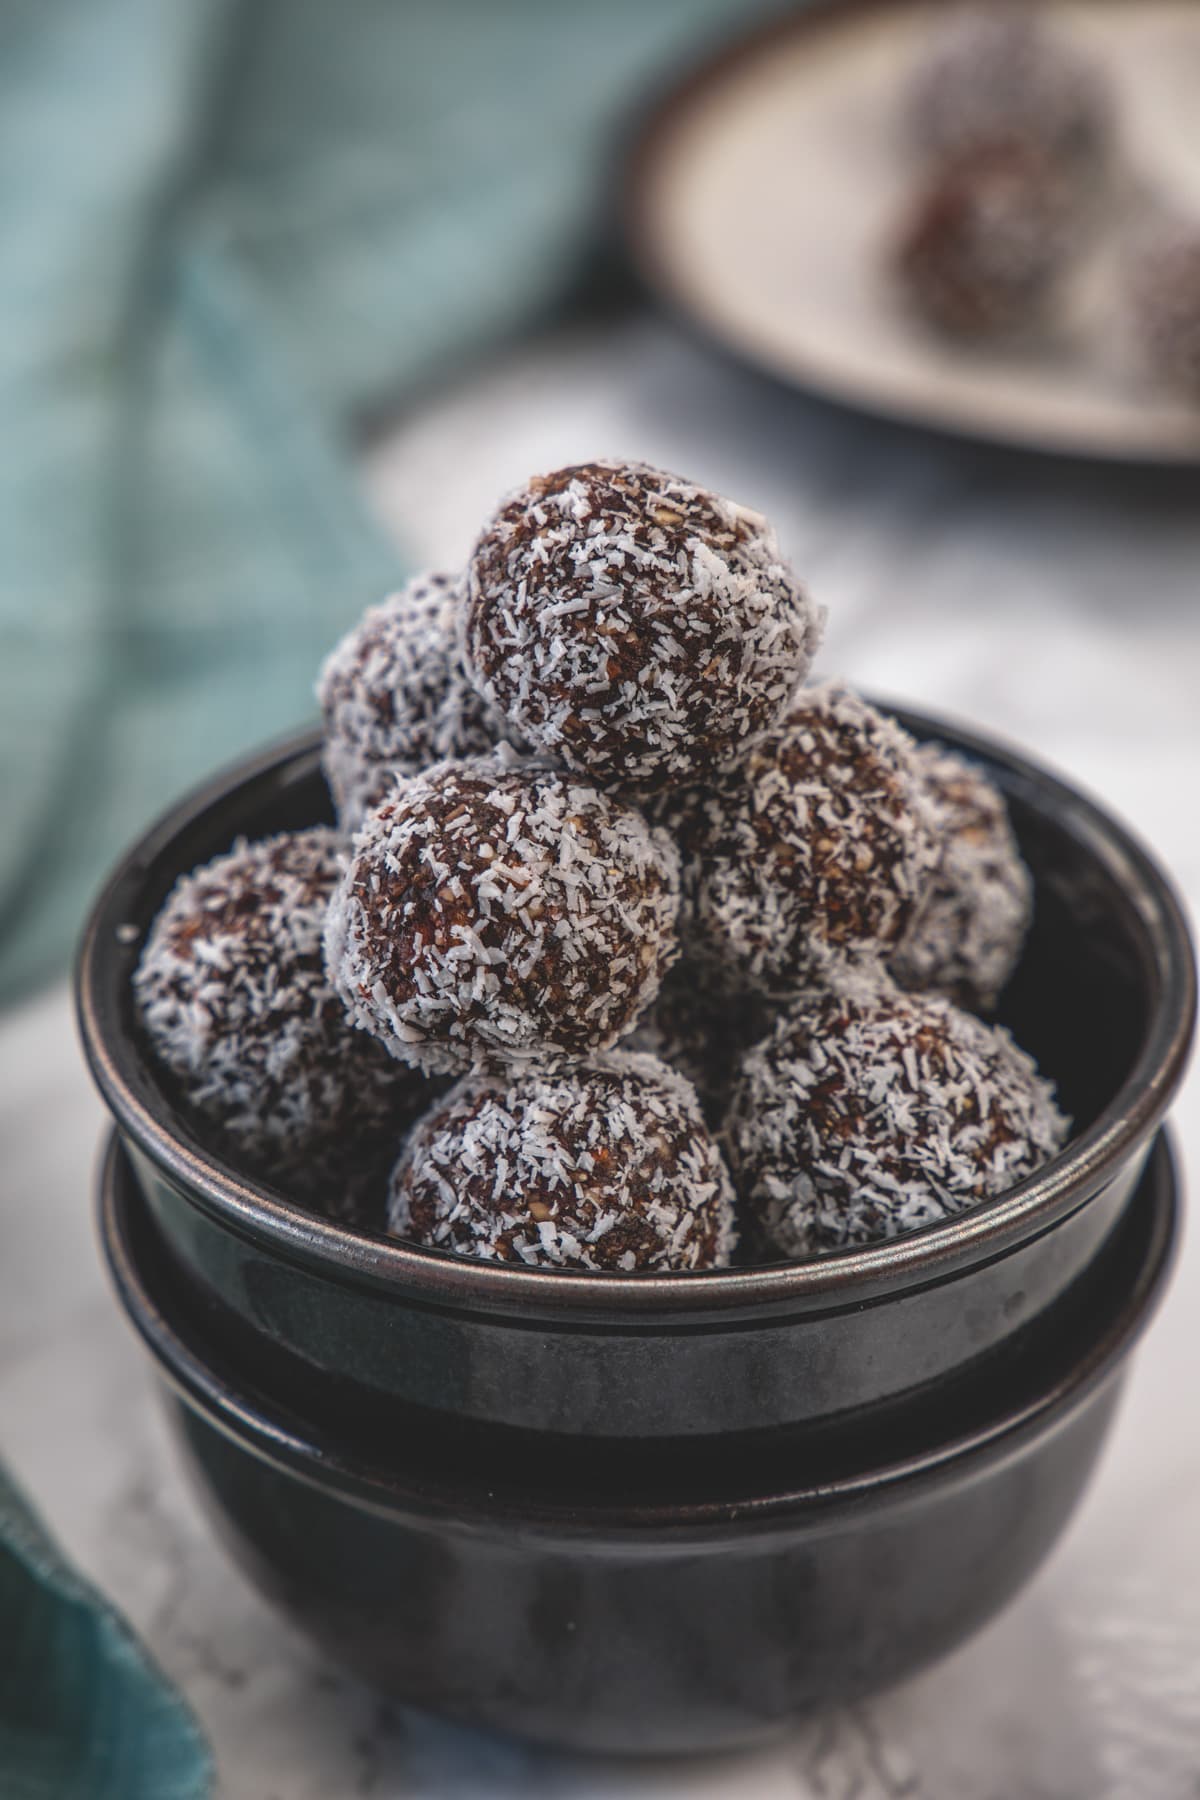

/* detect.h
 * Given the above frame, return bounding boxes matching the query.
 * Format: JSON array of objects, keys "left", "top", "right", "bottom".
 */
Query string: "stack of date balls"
[{"left": 134, "top": 460, "right": 1068, "bottom": 1274}]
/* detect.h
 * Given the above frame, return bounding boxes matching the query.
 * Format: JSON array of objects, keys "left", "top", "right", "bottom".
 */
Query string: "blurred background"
[{"left": 1, "top": 2, "right": 1198, "bottom": 1796}]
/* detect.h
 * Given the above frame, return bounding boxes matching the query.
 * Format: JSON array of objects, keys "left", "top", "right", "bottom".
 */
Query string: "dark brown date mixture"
[
  {"left": 727, "top": 969, "right": 1070, "bottom": 1259},
  {"left": 903, "top": 3, "right": 1111, "bottom": 178},
  {"left": 624, "top": 957, "right": 776, "bottom": 1129},
  {"left": 324, "top": 754, "right": 681, "bottom": 1077},
  {"left": 891, "top": 741, "right": 1031, "bottom": 1012},
  {"left": 317, "top": 570, "right": 514, "bottom": 831},
  {"left": 1124, "top": 214, "right": 1200, "bottom": 402},
  {"left": 133, "top": 830, "right": 428, "bottom": 1195},
  {"left": 892, "top": 144, "right": 1079, "bottom": 340},
  {"left": 659, "top": 683, "right": 938, "bottom": 997},
  {"left": 388, "top": 1051, "right": 738, "bottom": 1271},
  {"left": 463, "top": 460, "right": 823, "bottom": 792}
]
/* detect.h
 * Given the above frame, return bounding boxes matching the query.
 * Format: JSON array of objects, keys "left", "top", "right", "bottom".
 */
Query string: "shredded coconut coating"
[
  {"left": 726, "top": 970, "right": 1070, "bottom": 1260},
  {"left": 133, "top": 830, "right": 427, "bottom": 1189},
  {"left": 463, "top": 460, "right": 823, "bottom": 791},
  {"left": 325, "top": 753, "right": 681, "bottom": 1078},
  {"left": 891, "top": 742, "right": 1032, "bottom": 1012},
  {"left": 317, "top": 571, "right": 515, "bottom": 831},
  {"left": 659, "top": 683, "right": 939, "bottom": 998},
  {"left": 892, "top": 144, "right": 1078, "bottom": 340},
  {"left": 624, "top": 958, "right": 775, "bottom": 1128},
  {"left": 388, "top": 1051, "right": 738, "bottom": 1271},
  {"left": 903, "top": 3, "right": 1111, "bottom": 174},
  {"left": 1125, "top": 213, "right": 1200, "bottom": 401}
]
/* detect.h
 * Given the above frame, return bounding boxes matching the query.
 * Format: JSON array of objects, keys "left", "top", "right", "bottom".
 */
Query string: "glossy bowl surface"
[
  {"left": 100, "top": 1128, "right": 1179, "bottom": 1754},
  {"left": 77, "top": 710, "right": 1195, "bottom": 1440}
]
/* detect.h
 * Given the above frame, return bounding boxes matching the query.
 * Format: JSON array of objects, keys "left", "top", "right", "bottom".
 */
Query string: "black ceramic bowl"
[
  {"left": 77, "top": 711, "right": 1195, "bottom": 1444},
  {"left": 101, "top": 1128, "right": 1179, "bottom": 1755}
]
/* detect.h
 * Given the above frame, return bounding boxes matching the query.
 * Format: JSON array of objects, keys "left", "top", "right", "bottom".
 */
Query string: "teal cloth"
[
  {"left": 0, "top": 1467, "right": 211, "bottom": 1799},
  {"left": 0, "top": 1, "right": 787, "bottom": 1791},
  {"left": 0, "top": 0, "right": 777, "bottom": 1005}
]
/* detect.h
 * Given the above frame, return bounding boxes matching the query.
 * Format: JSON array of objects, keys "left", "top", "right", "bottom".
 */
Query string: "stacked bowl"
[{"left": 79, "top": 703, "right": 1194, "bottom": 1753}]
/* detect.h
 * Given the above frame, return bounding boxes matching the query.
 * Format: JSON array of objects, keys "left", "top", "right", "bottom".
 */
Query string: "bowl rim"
[
  {"left": 99, "top": 1127, "right": 1179, "bottom": 1529},
  {"left": 76, "top": 706, "right": 1196, "bottom": 1320}
]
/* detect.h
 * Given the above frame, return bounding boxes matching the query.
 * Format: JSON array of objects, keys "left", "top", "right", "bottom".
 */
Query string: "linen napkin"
[{"left": 0, "top": 1465, "right": 211, "bottom": 1799}]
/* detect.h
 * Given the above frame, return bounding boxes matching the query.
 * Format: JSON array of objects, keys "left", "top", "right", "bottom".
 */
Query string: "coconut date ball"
[
  {"left": 463, "top": 460, "right": 823, "bottom": 791},
  {"left": 325, "top": 753, "right": 680, "bottom": 1077},
  {"left": 387, "top": 1051, "right": 738, "bottom": 1271},
  {"left": 891, "top": 743, "right": 1032, "bottom": 1012},
  {"left": 727, "top": 972, "right": 1069, "bottom": 1260},
  {"left": 317, "top": 571, "right": 515, "bottom": 831},
  {"left": 133, "top": 830, "right": 425, "bottom": 1194},
  {"left": 1124, "top": 213, "right": 1200, "bottom": 402},
  {"left": 892, "top": 144, "right": 1078, "bottom": 340},
  {"left": 903, "top": 3, "right": 1111, "bottom": 178},
  {"left": 661, "top": 683, "right": 938, "bottom": 998},
  {"left": 624, "top": 959, "right": 775, "bottom": 1128}
]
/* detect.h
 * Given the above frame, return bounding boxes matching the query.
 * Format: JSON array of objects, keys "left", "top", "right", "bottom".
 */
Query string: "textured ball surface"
[
  {"left": 1125, "top": 214, "right": 1200, "bottom": 400},
  {"left": 624, "top": 959, "right": 775, "bottom": 1128},
  {"left": 891, "top": 743, "right": 1032, "bottom": 1012},
  {"left": 893, "top": 144, "right": 1077, "bottom": 339},
  {"left": 903, "top": 3, "right": 1110, "bottom": 174},
  {"left": 387, "top": 1052, "right": 738, "bottom": 1271},
  {"left": 133, "top": 830, "right": 422, "bottom": 1190},
  {"left": 727, "top": 973, "right": 1069, "bottom": 1260},
  {"left": 464, "top": 460, "right": 822, "bottom": 790},
  {"left": 317, "top": 571, "right": 512, "bottom": 831},
  {"left": 661, "top": 684, "right": 938, "bottom": 997},
  {"left": 325, "top": 754, "right": 681, "bottom": 1077}
]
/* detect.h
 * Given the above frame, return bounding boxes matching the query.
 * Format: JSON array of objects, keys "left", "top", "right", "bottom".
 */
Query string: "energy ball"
[
  {"left": 325, "top": 753, "right": 680, "bottom": 1077},
  {"left": 387, "top": 1051, "right": 738, "bottom": 1271},
  {"left": 1124, "top": 213, "right": 1200, "bottom": 402},
  {"left": 463, "top": 460, "right": 823, "bottom": 791},
  {"left": 892, "top": 145, "right": 1077, "bottom": 339},
  {"left": 891, "top": 743, "right": 1032, "bottom": 1012},
  {"left": 624, "top": 958, "right": 775, "bottom": 1128},
  {"left": 133, "top": 830, "right": 424, "bottom": 1194},
  {"left": 903, "top": 3, "right": 1110, "bottom": 178},
  {"left": 317, "top": 571, "right": 514, "bottom": 831},
  {"left": 661, "top": 683, "right": 938, "bottom": 997},
  {"left": 727, "top": 972, "right": 1069, "bottom": 1260}
]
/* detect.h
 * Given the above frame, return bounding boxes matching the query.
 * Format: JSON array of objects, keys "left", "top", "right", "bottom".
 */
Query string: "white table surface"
[{"left": 2, "top": 314, "right": 1198, "bottom": 1799}]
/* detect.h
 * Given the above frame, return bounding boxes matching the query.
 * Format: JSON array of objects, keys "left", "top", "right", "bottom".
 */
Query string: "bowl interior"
[{"left": 77, "top": 710, "right": 1195, "bottom": 1304}]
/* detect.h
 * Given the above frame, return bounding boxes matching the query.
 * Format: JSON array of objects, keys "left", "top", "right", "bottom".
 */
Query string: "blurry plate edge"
[{"left": 619, "top": 0, "right": 1200, "bottom": 467}]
